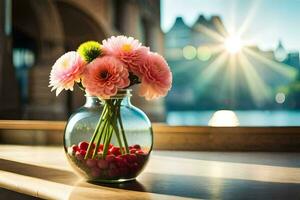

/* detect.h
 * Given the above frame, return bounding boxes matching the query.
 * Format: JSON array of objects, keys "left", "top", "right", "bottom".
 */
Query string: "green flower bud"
[{"left": 77, "top": 41, "right": 102, "bottom": 63}]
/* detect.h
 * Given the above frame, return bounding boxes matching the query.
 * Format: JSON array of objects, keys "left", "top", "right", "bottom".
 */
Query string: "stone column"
[
  {"left": 0, "top": 0, "right": 20, "bottom": 118},
  {"left": 118, "top": 1, "right": 166, "bottom": 122}
]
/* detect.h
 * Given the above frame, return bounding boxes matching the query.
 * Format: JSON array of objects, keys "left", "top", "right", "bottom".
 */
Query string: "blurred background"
[{"left": 1, "top": 0, "right": 300, "bottom": 126}]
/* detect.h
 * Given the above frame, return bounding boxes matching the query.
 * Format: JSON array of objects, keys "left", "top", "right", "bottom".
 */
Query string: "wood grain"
[{"left": 0, "top": 120, "right": 65, "bottom": 131}]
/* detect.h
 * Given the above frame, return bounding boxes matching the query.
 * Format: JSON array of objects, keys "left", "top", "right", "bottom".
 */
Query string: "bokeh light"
[
  {"left": 197, "top": 46, "right": 212, "bottom": 61},
  {"left": 183, "top": 45, "right": 197, "bottom": 60},
  {"left": 275, "top": 92, "right": 285, "bottom": 104}
]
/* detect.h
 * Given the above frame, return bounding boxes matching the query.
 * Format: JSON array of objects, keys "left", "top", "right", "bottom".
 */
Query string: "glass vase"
[{"left": 64, "top": 89, "right": 153, "bottom": 183}]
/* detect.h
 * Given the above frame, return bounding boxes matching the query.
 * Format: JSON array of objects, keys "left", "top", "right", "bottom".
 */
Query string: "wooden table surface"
[{"left": 0, "top": 145, "right": 300, "bottom": 199}]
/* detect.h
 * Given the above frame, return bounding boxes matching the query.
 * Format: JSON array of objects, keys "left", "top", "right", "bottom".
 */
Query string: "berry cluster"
[{"left": 68, "top": 141, "right": 149, "bottom": 180}]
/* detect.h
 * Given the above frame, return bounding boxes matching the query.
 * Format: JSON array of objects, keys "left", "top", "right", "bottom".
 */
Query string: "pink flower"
[
  {"left": 102, "top": 36, "right": 149, "bottom": 76},
  {"left": 139, "top": 52, "right": 172, "bottom": 100},
  {"left": 82, "top": 56, "right": 130, "bottom": 99},
  {"left": 49, "top": 51, "right": 86, "bottom": 96}
]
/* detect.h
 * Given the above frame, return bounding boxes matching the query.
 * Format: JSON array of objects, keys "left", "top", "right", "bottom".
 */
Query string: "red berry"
[
  {"left": 136, "top": 150, "right": 144, "bottom": 155},
  {"left": 110, "top": 146, "right": 121, "bottom": 156},
  {"left": 78, "top": 141, "right": 89, "bottom": 150},
  {"left": 91, "top": 167, "right": 101, "bottom": 177},
  {"left": 75, "top": 151, "right": 84, "bottom": 161},
  {"left": 98, "top": 144, "right": 104, "bottom": 152},
  {"left": 130, "top": 148, "right": 137, "bottom": 154},
  {"left": 79, "top": 149, "right": 86, "bottom": 156},
  {"left": 86, "top": 159, "right": 97, "bottom": 167},
  {"left": 97, "top": 159, "right": 109, "bottom": 169},
  {"left": 109, "top": 144, "right": 113, "bottom": 149},
  {"left": 133, "top": 144, "right": 141, "bottom": 149},
  {"left": 108, "top": 168, "right": 119, "bottom": 178},
  {"left": 115, "top": 154, "right": 122, "bottom": 161},
  {"left": 116, "top": 155, "right": 127, "bottom": 167},
  {"left": 122, "top": 154, "right": 133, "bottom": 163},
  {"left": 105, "top": 155, "right": 116, "bottom": 163},
  {"left": 129, "top": 163, "right": 139, "bottom": 173},
  {"left": 115, "top": 155, "right": 121, "bottom": 162},
  {"left": 72, "top": 145, "right": 79, "bottom": 152},
  {"left": 129, "top": 146, "right": 133, "bottom": 149},
  {"left": 109, "top": 162, "right": 117, "bottom": 170},
  {"left": 127, "top": 154, "right": 137, "bottom": 163}
]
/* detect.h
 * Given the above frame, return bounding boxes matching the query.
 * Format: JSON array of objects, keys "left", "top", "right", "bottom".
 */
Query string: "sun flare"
[{"left": 224, "top": 35, "right": 243, "bottom": 54}]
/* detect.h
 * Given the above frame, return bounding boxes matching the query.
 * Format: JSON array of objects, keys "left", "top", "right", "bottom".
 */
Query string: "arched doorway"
[{"left": 12, "top": 0, "right": 107, "bottom": 119}]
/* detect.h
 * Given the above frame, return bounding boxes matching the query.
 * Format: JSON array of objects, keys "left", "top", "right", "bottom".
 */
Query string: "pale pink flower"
[
  {"left": 102, "top": 35, "right": 149, "bottom": 76},
  {"left": 139, "top": 52, "right": 172, "bottom": 100},
  {"left": 49, "top": 51, "right": 86, "bottom": 96},
  {"left": 82, "top": 56, "right": 130, "bottom": 99}
]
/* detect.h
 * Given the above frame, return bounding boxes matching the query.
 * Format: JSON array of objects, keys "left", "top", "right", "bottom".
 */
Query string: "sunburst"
[{"left": 190, "top": 9, "right": 297, "bottom": 106}]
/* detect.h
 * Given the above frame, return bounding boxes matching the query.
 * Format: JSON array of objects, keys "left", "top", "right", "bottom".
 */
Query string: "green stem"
[
  {"left": 92, "top": 118, "right": 108, "bottom": 158},
  {"left": 118, "top": 107, "right": 129, "bottom": 154},
  {"left": 102, "top": 123, "right": 113, "bottom": 158},
  {"left": 107, "top": 105, "right": 125, "bottom": 155},
  {"left": 101, "top": 122, "right": 108, "bottom": 155},
  {"left": 102, "top": 100, "right": 115, "bottom": 158},
  {"left": 85, "top": 103, "right": 108, "bottom": 159}
]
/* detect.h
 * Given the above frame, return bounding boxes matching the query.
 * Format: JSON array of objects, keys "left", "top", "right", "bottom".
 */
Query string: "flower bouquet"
[{"left": 49, "top": 36, "right": 172, "bottom": 182}]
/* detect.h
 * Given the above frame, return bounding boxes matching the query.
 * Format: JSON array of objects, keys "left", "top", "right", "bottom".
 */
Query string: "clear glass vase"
[{"left": 64, "top": 89, "right": 153, "bottom": 183}]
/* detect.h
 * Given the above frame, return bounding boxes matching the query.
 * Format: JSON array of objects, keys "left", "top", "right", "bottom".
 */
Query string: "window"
[{"left": 162, "top": 0, "right": 300, "bottom": 126}]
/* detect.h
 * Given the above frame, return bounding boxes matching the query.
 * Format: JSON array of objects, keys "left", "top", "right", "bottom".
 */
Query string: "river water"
[{"left": 167, "top": 110, "right": 300, "bottom": 126}]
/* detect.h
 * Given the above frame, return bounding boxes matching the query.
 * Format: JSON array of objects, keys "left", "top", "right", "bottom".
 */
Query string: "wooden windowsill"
[{"left": 0, "top": 120, "right": 300, "bottom": 151}]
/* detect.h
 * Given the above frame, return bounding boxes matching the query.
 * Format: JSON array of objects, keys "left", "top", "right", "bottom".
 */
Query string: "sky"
[{"left": 161, "top": 0, "right": 300, "bottom": 51}]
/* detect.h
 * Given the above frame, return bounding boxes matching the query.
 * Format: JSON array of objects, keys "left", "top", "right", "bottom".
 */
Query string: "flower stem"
[
  {"left": 118, "top": 109, "right": 129, "bottom": 154},
  {"left": 92, "top": 118, "right": 108, "bottom": 158},
  {"left": 102, "top": 122, "right": 113, "bottom": 158},
  {"left": 102, "top": 100, "right": 116, "bottom": 158},
  {"left": 85, "top": 103, "right": 107, "bottom": 159},
  {"left": 108, "top": 102, "right": 125, "bottom": 155}
]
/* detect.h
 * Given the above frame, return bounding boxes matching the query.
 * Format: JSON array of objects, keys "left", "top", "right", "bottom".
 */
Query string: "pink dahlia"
[
  {"left": 102, "top": 35, "right": 149, "bottom": 76},
  {"left": 82, "top": 56, "right": 130, "bottom": 99},
  {"left": 49, "top": 51, "right": 86, "bottom": 96},
  {"left": 139, "top": 52, "right": 172, "bottom": 100}
]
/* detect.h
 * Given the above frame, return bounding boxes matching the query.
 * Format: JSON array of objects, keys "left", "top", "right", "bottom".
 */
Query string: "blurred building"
[
  {"left": 275, "top": 41, "right": 300, "bottom": 69},
  {"left": 285, "top": 52, "right": 300, "bottom": 69},
  {"left": 165, "top": 16, "right": 226, "bottom": 58},
  {"left": 274, "top": 41, "right": 288, "bottom": 62},
  {"left": 0, "top": 0, "right": 165, "bottom": 121}
]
